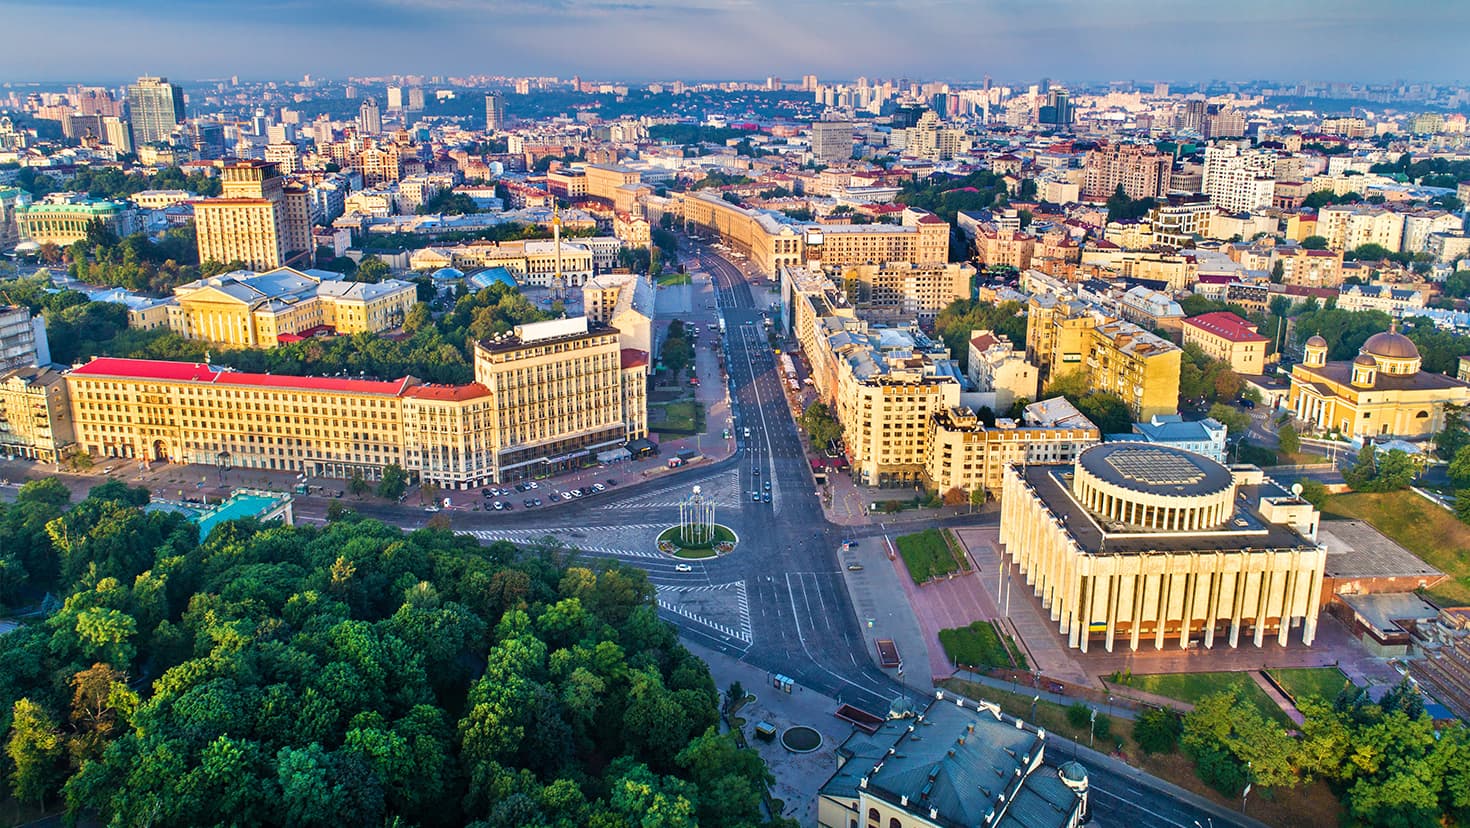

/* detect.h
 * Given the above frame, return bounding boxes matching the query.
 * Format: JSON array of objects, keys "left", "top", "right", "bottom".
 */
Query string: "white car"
[{"left": 675, "top": 563, "right": 693, "bottom": 572}]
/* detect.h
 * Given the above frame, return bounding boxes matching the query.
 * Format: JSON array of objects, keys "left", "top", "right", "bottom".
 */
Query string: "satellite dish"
[{"left": 1291, "top": 482, "right": 1303, "bottom": 496}]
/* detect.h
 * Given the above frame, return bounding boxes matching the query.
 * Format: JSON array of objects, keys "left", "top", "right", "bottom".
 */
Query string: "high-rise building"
[
  {"left": 407, "top": 87, "right": 425, "bottom": 112},
  {"left": 102, "top": 116, "right": 132, "bottom": 153},
  {"left": 359, "top": 98, "right": 381, "bottom": 135},
  {"left": 125, "top": 76, "right": 186, "bottom": 146},
  {"left": 192, "top": 161, "right": 311, "bottom": 271},
  {"left": 1038, "top": 88, "right": 1073, "bottom": 127},
  {"left": 1201, "top": 144, "right": 1276, "bottom": 213},
  {"left": 0, "top": 305, "right": 49, "bottom": 371},
  {"left": 1082, "top": 142, "right": 1173, "bottom": 201},
  {"left": 386, "top": 85, "right": 404, "bottom": 110},
  {"left": 809, "top": 118, "right": 853, "bottom": 165},
  {"left": 484, "top": 92, "right": 505, "bottom": 131}
]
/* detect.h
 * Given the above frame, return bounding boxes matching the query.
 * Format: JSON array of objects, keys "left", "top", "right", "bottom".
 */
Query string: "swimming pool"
[{"left": 194, "top": 493, "right": 287, "bottom": 538}]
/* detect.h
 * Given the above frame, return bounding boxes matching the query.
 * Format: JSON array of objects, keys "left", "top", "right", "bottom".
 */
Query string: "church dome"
[
  {"left": 1305, "top": 335, "right": 1327, "bottom": 348},
  {"left": 1353, "top": 353, "right": 1376, "bottom": 367},
  {"left": 1362, "top": 331, "right": 1419, "bottom": 361}
]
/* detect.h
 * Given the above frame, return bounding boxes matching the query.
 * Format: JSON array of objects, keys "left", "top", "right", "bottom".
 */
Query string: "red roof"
[
  {"left": 969, "top": 333, "right": 999, "bottom": 351},
  {"left": 621, "top": 348, "right": 649, "bottom": 370},
  {"left": 70, "top": 357, "right": 412, "bottom": 396},
  {"left": 1183, "top": 311, "right": 1268, "bottom": 343},
  {"left": 403, "top": 383, "right": 491, "bottom": 402}
]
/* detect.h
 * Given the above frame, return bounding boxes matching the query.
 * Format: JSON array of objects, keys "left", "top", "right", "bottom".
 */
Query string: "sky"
[{"left": 0, "top": 0, "right": 1466, "bottom": 84}]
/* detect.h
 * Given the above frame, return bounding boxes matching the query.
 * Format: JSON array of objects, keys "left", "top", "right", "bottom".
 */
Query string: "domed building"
[{"left": 1287, "top": 324, "right": 1470, "bottom": 439}]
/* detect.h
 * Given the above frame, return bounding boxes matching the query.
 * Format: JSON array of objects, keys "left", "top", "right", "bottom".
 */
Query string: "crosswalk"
[
  {"left": 600, "top": 471, "right": 744, "bottom": 509},
  {"left": 465, "top": 526, "right": 667, "bottom": 560},
  {"left": 656, "top": 580, "right": 752, "bottom": 644}
]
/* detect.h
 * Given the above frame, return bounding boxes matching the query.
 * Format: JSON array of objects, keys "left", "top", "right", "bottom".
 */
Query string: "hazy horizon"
[{"left": 0, "top": 0, "right": 1466, "bottom": 85}]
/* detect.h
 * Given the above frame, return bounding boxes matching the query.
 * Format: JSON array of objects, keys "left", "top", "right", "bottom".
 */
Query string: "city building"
[
  {"left": 1082, "top": 143, "right": 1172, "bottom": 201},
  {"left": 1201, "top": 144, "right": 1276, "bottom": 214},
  {"left": 966, "top": 330, "right": 1037, "bottom": 413},
  {"left": 0, "top": 366, "right": 75, "bottom": 464},
  {"left": 61, "top": 316, "right": 645, "bottom": 486},
  {"left": 125, "top": 76, "right": 185, "bottom": 146},
  {"left": 167, "top": 266, "right": 416, "bottom": 347},
  {"left": 1288, "top": 330, "right": 1470, "bottom": 439},
  {"left": 829, "top": 261, "right": 972, "bottom": 324},
  {"left": 1116, "top": 414, "right": 1228, "bottom": 463},
  {"left": 1000, "top": 443, "right": 1327, "bottom": 651},
  {"left": 0, "top": 187, "right": 24, "bottom": 250},
  {"left": 1117, "top": 286, "right": 1184, "bottom": 334},
  {"left": 192, "top": 160, "right": 311, "bottom": 271},
  {"left": 810, "top": 118, "right": 854, "bottom": 165},
  {"left": 0, "top": 305, "right": 50, "bottom": 371},
  {"left": 484, "top": 92, "right": 505, "bottom": 131},
  {"left": 1181, "top": 311, "right": 1269, "bottom": 375},
  {"left": 15, "top": 194, "right": 137, "bottom": 246},
  {"left": 1026, "top": 296, "right": 1181, "bottom": 419},
  {"left": 358, "top": 98, "right": 382, "bottom": 135},
  {"left": 582, "top": 271, "right": 654, "bottom": 366},
  {"left": 1276, "top": 247, "right": 1344, "bottom": 288},
  {"left": 1336, "top": 284, "right": 1428, "bottom": 316},
  {"left": 817, "top": 694, "right": 1087, "bottom": 828},
  {"left": 924, "top": 403, "right": 1099, "bottom": 497}
]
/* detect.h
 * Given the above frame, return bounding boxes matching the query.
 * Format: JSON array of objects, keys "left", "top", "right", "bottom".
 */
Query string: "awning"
[{"left": 597, "top": 448, "right": 631, "bottom": 463}]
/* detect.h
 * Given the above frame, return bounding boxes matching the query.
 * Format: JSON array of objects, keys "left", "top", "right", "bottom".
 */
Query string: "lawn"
[
  {"left": 1322, "top": 490, "right": 1470, "bottom": 605},
  {"left": 649, "top": 399, "right": 705, "bottom": 436},
  {"left": 656, "top": 270, "right": 692, "bottom": 286},
  {"left": 938, "top": 620, "right": 1026, "bottom": 671},
  {"left": 1266, "top": 667, "right": 1356, "bottom": 705},
  {"left": 895, "top": 528, "right": 964, "bottom": 584},
  {"left": 1109, "top": 671, "right": 1288, "bottom": 723}
]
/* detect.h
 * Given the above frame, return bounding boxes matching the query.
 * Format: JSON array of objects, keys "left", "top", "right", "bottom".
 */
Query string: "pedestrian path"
[{"left": 656, "top": 580, "right": 753, "bottom": 643}]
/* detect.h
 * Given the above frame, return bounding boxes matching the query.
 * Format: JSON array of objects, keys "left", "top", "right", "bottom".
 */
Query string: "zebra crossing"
[
  {"left": 655, "top": 580, "right": 753, "bottom": 644},
  {"left": 601, "top": 470, "right": 744, "bottom": 509},
  {"left": 465, "top": 526, "right": 667, "bottom": 560}
]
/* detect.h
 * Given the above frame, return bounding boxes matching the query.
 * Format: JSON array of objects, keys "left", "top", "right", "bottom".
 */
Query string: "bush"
[
  {"left": 1066, "top": 703, "right": 1091, "bottom": 730},
  {"left": 1134, "top": 707, "right": 1183, "bottom": 754},
  {"left": 1190, "top": 740, "right": 1250, "bottom": 797}
]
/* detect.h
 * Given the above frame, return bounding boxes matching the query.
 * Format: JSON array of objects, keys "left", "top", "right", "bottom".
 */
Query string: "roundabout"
[{"left": 657, "top": 523, "right": 738, "bottom": 558}]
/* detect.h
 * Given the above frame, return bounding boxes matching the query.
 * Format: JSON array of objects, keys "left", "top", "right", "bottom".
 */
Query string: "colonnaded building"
[
  {"left": 1000, "top": 443, "right": 1326, "bottom": 652},
  {"left": 61, "top": 317, "right": 647, "bottom": 488}
]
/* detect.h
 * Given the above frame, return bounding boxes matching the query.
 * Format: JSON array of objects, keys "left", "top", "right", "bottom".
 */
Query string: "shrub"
[{"left": 1134, "top": 707, "right": 1183, "bottom": 754}]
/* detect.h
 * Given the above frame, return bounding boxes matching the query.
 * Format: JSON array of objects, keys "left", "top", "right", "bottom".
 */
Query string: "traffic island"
[
  {"left": 780, "top": 725, "right": 822, "bottom": 754},
  {"left": 657, "top": 524, "right": 738, "bottom": 558}
]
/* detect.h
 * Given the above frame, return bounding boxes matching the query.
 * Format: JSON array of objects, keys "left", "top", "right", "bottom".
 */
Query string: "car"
[
  {"left": 532, "top": 498, "right": 542, "bottom": 506},
  {"left": 752, "top": 491, "right": 761, "bottom": 502},
  {"left": 425, "top": 505, "right": 440, "bottom": 512},
  {"left": 482, "top": 489, "right": 494, "bottom": 498},
  {"left": 605, "top": 478, "right": 618, "bottom": 486},
  {"left": 674, "top": 563, "right": 694, "bottom": 573},
  {"left": 571, "top": 489, "right": 583, "bottom": 498},
  {"left": 752, "top": 466, "right": 760, "bottom": 476},
  {"left": 763, "top": 480, "right": 771, "bottom": 491},
  {"left": 515, "top": 483, "right": 528, "bottom": 493},
  {"left": 528, "top": 481, "right": 539, "bottom": 489},
  {"left": 592, "top": 483, "right": 606, "bottom": 492},
  {"left": 524, "top": 499, "right": 536, "bottom": 508},
  {"left": 491, "top": 501, "right": 505, "bottom": 511},
  {"left": 744, "top": 427, "right": 751, "bottom": 438},
  {"left": 503, "top": 501, "right": 514, "bottom": 510},
  {"left": 762, "top": 492, "right": 771, "bottom": 503},
  {"left": 846, "top": 563, "right": 864, "bottom": 571}
]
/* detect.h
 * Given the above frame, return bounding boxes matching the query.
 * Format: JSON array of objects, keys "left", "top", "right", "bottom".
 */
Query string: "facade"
[
  {"left": 1181, "top": 311, "right": 1269, "bottom": 375},
  {"left": 1027, "top": 296, "right": 1182, "bottom": 419},
  {"left": 1125, "top": 414, "right": 1228, "bottom": 464},
  {"left": 16, "top": 195, "right": 136, "bottom": 246},
  {"left": 61, "top": 317, "right": 645, "bottom": 486},
  {"left": 810, "top": 119, "right": 854, "bottom": 165},
  {"left": 831, "top": 261, "right": 972, "bottom": 323},
  {"left": 193, "top": 161, "right": 311, "bottom": 271},
  {"left": 1000, "top": 443, "right": 1327, "bottom": 652},
  {"left": 1117, "top": 286, "right": 1184, "bottom": 333},
  {"left": 167, "top": 267, "right": 416, "bottom": 347},
  {"left": 966, "top": 330, "right": 1038, "bottom": 413},
  {"left": 0, "top": 366, "right": 75, "bottom": 463},
  {"left": 0, "top": 305, "right": 49, "bottom": 371},
  {"left": 1288, "top": 331, "right": 1470, "bottom": 439},
  {"left": 125, "top": 76, "right": 185, "bottom": 146},
  {"left": 1201, "top": 144, "right": 1276, "bottom": 214},
  {"left": 484, "top": 93, "right": 505, "bottom": 131},
  {"left": 0, "top": 187, "right": 25, "bottom": 250},
  {"left": 1082, "top": 142, "right": 1172, "bottom": 201},
  {"left": 582, "top": 271, "right": 654, "bottom": 365},
  {"left": 817, "top": 694, "right": 1086, "bottom": 828},
  {"left": 1336, "top": 284, "right": 1427, "bottom": 316},
  {"left": 925, "top": 404, "right": 1099, "bottom": 497},
  {"left": 1276, "top": 247, "right": 1344, "bottom": 288}
]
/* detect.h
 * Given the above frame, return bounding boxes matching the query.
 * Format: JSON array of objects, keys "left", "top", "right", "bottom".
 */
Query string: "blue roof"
[{"left": 467, "top": 267, "right": 518, "bottom": 290}]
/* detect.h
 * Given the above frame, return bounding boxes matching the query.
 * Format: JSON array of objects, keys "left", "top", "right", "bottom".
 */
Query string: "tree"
[
  {"left": 1277, "top": 423, "right": 1301, "bottom": 455},
  {"left": 798, "top": 402, "right": 842, "bottom": 450},
  {"left": 348, "top": 471, "right": 371, "bottom": 498},
  {"left": 661, "top": 336, "right": 694, "bottom": 380},
  {"left": 1450, "top": 446, "right": 1470, "bottom": 490},
  {"left": 1437, "top": 408, "right": 1470, "bottom": 461},
  {"left": 1344, "top": 445, "right": 1417, "bottom": 493},
  {"left": 1134, "top": 707, "right": 1183, "bottom": 754},
  {"left": 8, "top": 698, "right": 65, "bottom": 806},
  {"left": 376, "top": 464, "right": 409, "bottom": 500},
  {"left": 355, "top": 255, "right": 391, "bottom": 283},
  {"left": 969, "top": 487, "right": 986, "bottom": 513},
  {"left": 1456, "top": 491, "right": 1470, "bottom": 525},
  {"left": 1301, "top": 235, "right": 1329, "bottom": 250},
  {"left": 1207, "top": 403, "right": 1251, "bottom": 441}
]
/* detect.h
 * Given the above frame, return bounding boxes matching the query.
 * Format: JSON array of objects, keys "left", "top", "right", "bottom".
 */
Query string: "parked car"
[
  {"left": 592, "top": 483, "right": 606, "bottom": 492},
  {"left": 606, "top": 479, "right": 618, "bottom": 486},
  {"left": 763, "top": 480, "right": 771, "bottom": 491},
  {"left": 524, "top": 499, "right": 536, "bottom": 508},
  {"left": 846, "top": 563, "right": 864, "bottom": 571}
]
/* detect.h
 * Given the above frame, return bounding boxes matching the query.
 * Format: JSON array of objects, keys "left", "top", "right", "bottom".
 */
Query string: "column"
[
  {"left": 1154, "top": 570, "right": 1173, "bottom": 650},
  {"left": 1302, "top": 553, "right": 1325, "bottom": 646},
  {"left": 1180, "top": 568, "right": 1197, "bottom": 649},
  {"left": 1203, "top": 566, "right": 1220, "bottom": 649},
  {"left": 1129, "top": 565, "right": 1146, "bottom": 652},
  {"left": 1279, "top": 562, "right": 1299, "bottom": 647},
  {"left": 1229, "top": 563, "right": 1247, "bottom": 648},
  {"left": 1105, "top": 571, "right": 1120, "bottom": 653},
  {"left": 1077, "top": 574, "right": 1092, "bottom": 653}
]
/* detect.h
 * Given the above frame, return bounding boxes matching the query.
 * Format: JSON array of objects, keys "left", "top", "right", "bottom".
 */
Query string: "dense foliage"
[
  {"left": 1183, "top": 683, "right": 1470, "bottom": 827},
  {"left": 14, "top": 165, "right": 222, "bottom": 200},
  {"left": 64, "top": 222, "right": 221, "bottom": 294},
  {"left": 895, "top": 169, "right": 1008, "bottom": 226},
  {"left": 932, "top": 299, "right": 1027, "bottom": 372},
  {"left": 0, "top": 481, "right": 775, "bottom": 826},
  {"left": 1041, "top": 370, "right": 1133, "bottom": 434}
]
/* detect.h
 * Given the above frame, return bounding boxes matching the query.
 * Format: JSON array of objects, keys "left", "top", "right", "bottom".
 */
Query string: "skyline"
[{"left": 1, "top": 0, "right": 1468, "bottom": 84}]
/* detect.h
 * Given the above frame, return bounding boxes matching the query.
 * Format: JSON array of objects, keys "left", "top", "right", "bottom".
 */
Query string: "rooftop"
[
  {"left": 70, "top": 357, "right": 414, "bottom": 396},
  {"left": 1183, "top": 311, "right": 1268, "bottom": 343},
  {"left": 1078, "top": 443, "right": 1234, "bottom": 498}
]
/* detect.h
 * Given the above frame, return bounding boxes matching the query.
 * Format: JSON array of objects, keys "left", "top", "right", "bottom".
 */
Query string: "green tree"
[
  {"left": 1277, "top": 423, "right": 1301, "bottom": 455},
  {"left": 1301, "top": 235, "right": 1329, "bottom": 250},
  {"left": 1208, "top": 403, "right": 1252, "bottom": 442},
  {"left": 7, "top": 698, "right": 65, "bottom": 806},
  {"left": 1134, "top": 707, "right": 1183, "bottom": 754},
  {"left": 355, "top": 255, "right": 391, "bottom": 283},
  {"left": 376, "top": 464, "right": 409, "bottom": 500},
  {"left": 1299, "top": 478, "right": 1329, "bottom": 509},
  {"left": 661, "top": 336, "right": 694, "bottom": 380},
  {"left": 798, "top": 402, "right": 843, "bottom": 450},
  {"left": 348, "top": 471, "right": 371, "bottom": 498}
]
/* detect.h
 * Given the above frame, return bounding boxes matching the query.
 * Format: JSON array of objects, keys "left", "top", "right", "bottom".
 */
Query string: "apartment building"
[
  {"left": 809, "top": 119, "right": 854, "bottom": 165},
  {"left": 0, "top": 306, "right": 49, "bottom": 372},
  {"left": 16, "top": 195, "right": 137, "bottom": 246},
  {"left": 1336, "top": 284, "right": 1428, "bottom": 315},
  {"left": 966, "top": 330, "right": 1037, "bottom": 413},
  {"left": 1181, "top": 311, "right": 1269, "bottom": 375},
  {"left": 829, "top": 260, "right": 972, "bottom": 323},
  {"left": 411, "top": 239, "right": 599, "bottom": 288},
  {"left": 1315, "top": 205, "right": 1404, "bottom": 253},
  {"left": 60, "top": 317, "right": 645, "bottom": 486},
  {"left": 167, "top": 266, "right": 416, "bottom": 347},
  {"left": 1027, "top": 295, "right": 1181, "bottom": 419},
  {"left": 1082, "top": 142, "right": 1172, "bottom": 201},
  {"left": 582, "top": 271, "right": 654, "bottom": 363},
  {"left": 0, "top": 366, "right": 75, "bottom": 463},
  {"left": 1201, "top": 144, "right": 1276, "bottom": 214},
  {"left": 192, "top": 161, "right": 311, "bottom": 271},
  {"left": 1276, "top": 246, "right": 1345, "bottom": 288},
  {"left": 924, "top": 404, "right": 1098, "bottom": 496}
]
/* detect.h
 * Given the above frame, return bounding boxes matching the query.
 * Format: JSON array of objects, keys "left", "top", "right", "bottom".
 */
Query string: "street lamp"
[{"left": 216, "top": 450, "right": 232, "bottom": 488}]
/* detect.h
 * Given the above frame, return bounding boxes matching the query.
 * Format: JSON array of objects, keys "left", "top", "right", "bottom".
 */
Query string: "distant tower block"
[{"left": 679, "top": 485, "right": 716, "bottom": 546}]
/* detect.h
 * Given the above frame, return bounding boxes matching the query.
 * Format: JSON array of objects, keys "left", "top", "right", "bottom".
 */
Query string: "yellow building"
[
  {"left": 925, "top": 406, "right": 1098, "bottom": 497},
  {"left": 1288, "top": 331, "right": 1470, "bottom": 439},
  {"left": 16, "top": 195, "right": 135, "bottom": 246},
  {"left": 831, "top": 260, "right": 972, "bottom": 324},
  {"left": 167, "top": 267, "right": 416, "bottom": 348},
  {"left": 415, "top": 240, "right": 597, "bottom": 288},
  {"left": 1027, "top": 296, "right": 1181, "bottom": 419},
  {"left": 192, "top": 161, "right": 311, "bottom": 271},
  {"left": 62, "top": 316, "right": 646, "bottom": 486},
  {"left": 1180, "top": 311, "right": 1269, "bottom": 376},
  {"left": 0, "top": 366, "right": 75, "bottom": 463},
  {"left": 1000, "top": 443, "right": 1327, "bottom": 652}
]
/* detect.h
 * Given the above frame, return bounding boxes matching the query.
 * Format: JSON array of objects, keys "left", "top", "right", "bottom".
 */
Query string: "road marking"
[{"left": 783, "top": 573, "right": 891, "bottom": 699}]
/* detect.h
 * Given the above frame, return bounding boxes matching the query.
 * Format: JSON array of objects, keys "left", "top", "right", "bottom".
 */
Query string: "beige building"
[
  {"left": 61, "top": 317, "right": 646, "bottom": 486},
  {"left": 830, "top": 260, "right": 972, "bottom": 324},
  {"left": 0, "top": 366, "right": 75, "bottom": 463},
  {"left": 1082, "top": 142, "right": 1172, "bottom": 201},
  {"left": 1026, "top": 296, "right": 1182, "bottom": 419},
  {"left": 1288, "top": 331, "right": 1470, "bottom": 439},
  {"left": 16, "top": 195, "right": 136, "bottom": 246},
  {"left": 582, "top": 271, "right": 654, "bottom": 366},
  {"left": 925, "top": 404, "right": 1098, "bottom": 497},
  {"left": 1181, "top": 311, "right": 1269, "bottom": 375},
  {"left": 411, "top": 239, "right": 598, "bottom": 288},
  {"left": 1276, "top": 247, "right": 1344, "bottom": 288},
  {"left": 168, "top": 267, "right": 416, "bottom": 348},
  {"left": 193, "top": 161, "right": 311, "bottom": 271},
  {"left": 966, "top": 330, "right": 1037, "bottom": 412},
  {"left": 1000, "top": 443, "right": 1327, "bottom": 652}
]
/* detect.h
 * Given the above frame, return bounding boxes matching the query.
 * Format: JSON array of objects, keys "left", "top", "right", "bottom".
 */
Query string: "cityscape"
[{"left": 3, "top": 5, "right": 1470, "bottom": 827}]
